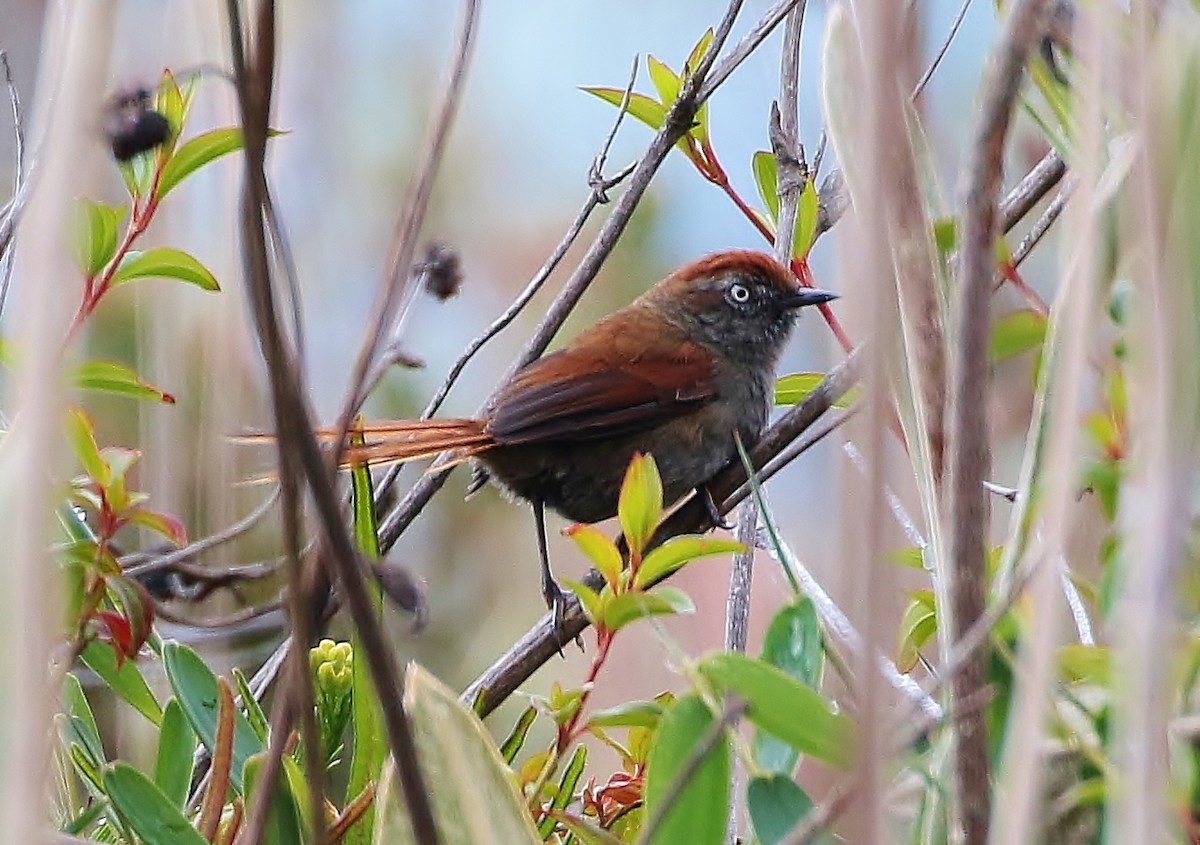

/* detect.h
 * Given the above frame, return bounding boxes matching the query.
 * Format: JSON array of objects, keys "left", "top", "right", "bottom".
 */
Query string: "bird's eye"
[{"left": 726, "top": 282, "right": 751, "bottom": 305}]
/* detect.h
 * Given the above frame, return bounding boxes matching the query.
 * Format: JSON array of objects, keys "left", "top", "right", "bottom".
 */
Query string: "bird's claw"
[
  {"left": 698, "top": 486, "right": 733, "bottom": 531},
  {"left": 542, "top": 577, "right": 571, "bottom": 657}
]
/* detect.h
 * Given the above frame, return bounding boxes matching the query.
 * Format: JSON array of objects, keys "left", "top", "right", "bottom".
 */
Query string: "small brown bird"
[{"left": 338, "top": 251, "right": 835, "bottom": 630}]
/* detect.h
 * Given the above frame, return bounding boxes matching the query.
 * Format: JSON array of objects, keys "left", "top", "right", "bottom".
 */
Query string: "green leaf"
[
  {"left": 111, "top": 247, "right": 221, "bottom": 291},
  {"left": 347, "top": 428, "right": 387, "bottom": 839},
  {"left": 683, "top": 28, "right": 715, "bottom": 145},
  {"left": 1057, "top": 644, "right": 1110, "bottom": 685},
  {"left": 698, "top": 653, "right": 852, "bottom": 768},
  {"left": 158, "top": 128, "right": 244, "bottom": 199},
  {"left": 163, "top": 641, "right": 263, "bottom": 793},
  {"left": 643, "top": 694, "right": 730, "bottom": 845},
  {"left": 647, "top": 55, "right": 680, "bottom": 106},
  {"left": 586, "top": 698, "right": 665, "bottom": 730},
  {"left": 748, "top": 775, "right": 831, "bottom": 845},
  {"left": 125, "top": 507, "right": 188, "bottom": 546},
  {"left": 635, "top": 536, "right": 745, "bottom": 589},
  {"left": 565, "top": 523, "right": 624, "bottom": 591},
  {"left": 103, "top": 762, "right": 209, "bottom": 845},
  {"left": 66, "top": 407, "right": 108, "bottom": 487},
  {"left": 562, "top": 577, "right": 607, "bottom": 627},
  {"left": 244, "top": 753, "right": 305, "bottom": 845},
  {"left": 933, "top": 217, "right": 957, "bottom": 258},
  {"left": 373, "top": 664, "right": 541, "bottom": 844},
  {"left": 602, "top": 586, "right": 694, "bottom": 632},
  {"left": 581, "top": 87, "right": 668, "bottom": 132},
  {"left": 154, "top": 698, "right": 196, "bottom": 808},
  {"left": 989, "top": 310, "right": 1047, "bottom": 364},
  {"left": 499, "top": 706, "right": 538, "bottom": 764},
  {"left": 794, "top": 177, "right": 820, "bottom": 259},
  {"left": 753, "top": 151, "right": 780, "bottom": 222},
  {"left": 755, "top": 599, "right": 824, "bottom": 774},
  {"left": 618, "top": 452, "right": 663, "bottom": 556},
  {"left": 155, "top": 70, "right": 186, "bottom": 147},
  {"left": 72, "top": 359, "right": 176, "bottom": 404},
  {"left": 774, "top": 372, "right": 858, "bottom": 408},
  {"left": 72, "top": 198, "right": 123, "bottom": 276},
  {"left": 80, "top": 639, "right": 163, "bottom": 725},
  {"left": 897, "top": 589, "right": 937, "bottom": 673},
  {"left": 232, "top": 667, "right": 270, "bottom": 743},
  {"left": 539, "top": 745, "right": 587, "bottom": 838},
  {"left": 62, "top": 674, "right": 105, "bottom": 767}
]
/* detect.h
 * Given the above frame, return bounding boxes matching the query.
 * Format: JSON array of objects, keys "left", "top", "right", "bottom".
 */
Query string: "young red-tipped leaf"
[
  {"left": 602, "top": 586, "right": 693, "bottom": 632},
  {"left": 646, "top": 55, "right": 680, "bottom": 106},
  {"left": 72, "top": 198, "right": 123, "bottom": 276},
  {"left": 72, "top": 359, "right": 176, "bottom": 404},
  {"left": 565, "top": 523, "right": 624, "bottom": 591},
  {"left": 111, "top": 247, "right": 221, "bottom": 291},
  {"left": 561, "top": 577, "right": 607, "bottom": 627}
]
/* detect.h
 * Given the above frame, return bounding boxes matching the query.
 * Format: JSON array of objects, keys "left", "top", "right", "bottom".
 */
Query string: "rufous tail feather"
[{"left": 235, "top": 419, "right": 495, "bottom": 468}]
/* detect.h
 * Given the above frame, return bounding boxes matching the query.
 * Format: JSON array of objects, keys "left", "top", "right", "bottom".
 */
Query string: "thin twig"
[
  {"left": 121, "top": 486, "right": 281, "bottom": 576},
  {"left": 912, "top": 0, "right": 975, "bottom": 101},
  {"left": 1009, "top": 181, "right": 1072, "bottom": 268},
  {"left": 635, "top": 698, "right": 746, "bottom": 845},
  {"left": 999, "top": 148, "right": 1066, "bottom": 234}
]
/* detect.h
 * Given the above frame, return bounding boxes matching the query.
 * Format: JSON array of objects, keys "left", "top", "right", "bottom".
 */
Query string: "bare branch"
[
  {"left": 912, "top": 0, "right": 976, "bottom": 101},
  {"left": 947, "top": 4, "right": 1053, "bottom": 841}
]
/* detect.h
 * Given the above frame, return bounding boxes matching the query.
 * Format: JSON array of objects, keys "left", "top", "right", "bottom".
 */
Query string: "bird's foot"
[
  {"left": 697, "top": 485, "right": 733, "bottom": 531},
  {"left": 541, "top": 575, "right": 571, "bottom": 656}
]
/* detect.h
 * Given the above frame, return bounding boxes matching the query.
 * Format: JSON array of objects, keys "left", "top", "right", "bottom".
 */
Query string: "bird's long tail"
[{"left": 237, "top": 419, "right": 495, "bottom": 468}]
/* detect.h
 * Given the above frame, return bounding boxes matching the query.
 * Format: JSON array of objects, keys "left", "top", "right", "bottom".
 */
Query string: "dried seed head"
[{"left": 420, "top": 241, "right": 463, "bottom": 301}]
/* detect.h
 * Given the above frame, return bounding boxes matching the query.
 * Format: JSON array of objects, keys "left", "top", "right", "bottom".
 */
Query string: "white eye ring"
[{"left": 727, "top": 282, "right": 751, "bottom": 304}]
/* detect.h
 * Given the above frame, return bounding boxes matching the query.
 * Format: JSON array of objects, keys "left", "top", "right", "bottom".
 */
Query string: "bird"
[{"left": 324, "top": 250, "right": 835, "bottom": 634}]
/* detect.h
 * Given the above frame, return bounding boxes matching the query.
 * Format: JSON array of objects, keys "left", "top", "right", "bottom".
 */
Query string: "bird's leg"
[
  {"left": 533, "top": 500, "right": 568, "bottom": 647},
  {"left": 696, "top": 484, "right": 733, "bottom": 530}
]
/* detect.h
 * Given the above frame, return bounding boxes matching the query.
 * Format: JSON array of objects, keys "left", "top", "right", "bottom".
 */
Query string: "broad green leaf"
[
  {"left": 244, "top": 753, "right": 305, "bottom": 845},
  {"left": 774, "top": 372, "right": 859, "bottom": 408},
  {"left": 990, "top": 310, "right": 1047, "bottom": 364},
  {"left": 635, "top": 536, "right": 745, "bottom": 589},
  {"left": 565, "top": 523, "right": 623, "bottom": 591},
  {"left": 586, "top": 698, "right": 665, "bottom": 730},
  {"left": 897, "top": 589, "right": 937, "bottom": 673},
  {"left": 163, "top": 641, "right": 262, "bottom": 793},
  {"left": 499, "top": 706, "right": 538, "bottom": 764},
  {"left": 562, "top": 577, "right": 606, "bottom": 626},
  {"left": 539, "top": 745, "right": 587, "bottom": 838},
  {"left": 154, "top": 699, "right": 196, "bottom": 808},
  {"left": 618, "top": 452, "right": 663, "bottom": 556},
  {"left": 698, "top": 653, "right": 852, "bottom": 768},
  {"left": 755, "top": 599, "right": 824, "bottom": 774},
  {"left": 644, "top": 694, "right": 730, "bottom": 845},
  {"left": 602, "top": 586, "right": 694, "bottom": 632},
  {"left": 80, "top": 639, "right": 163, "bottom": 725},
  {"left": 104, "top": 762, "right": 209, "bottom": 845},
  {"left": 72, "top": 359, "right": 176, "bottom": 404},
  {"left": 753, "top": 151, "right": 780, "bottom": 222},
  {"left": 72, "top": 198, "right": 123, "bottom": 276},
  {"left": 373, "top": 663, "right": 541, "bottom": 844},
  {"left": 646, "top": 55, "right": 680, "bottom": 106},
  {"left": 111, "top": 247, "right": 221, "bottom": 292},
  {"left": 748, "top": 775, "right": 831, "bottom": 845},
  {"left": 157, "top": 128, "right": 244, "bottom": 199}
]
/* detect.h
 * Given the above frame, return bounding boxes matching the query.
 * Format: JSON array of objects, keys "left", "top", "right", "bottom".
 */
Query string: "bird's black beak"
[{"left": 785, "top": 288, "right": 839, "bottom": 308}]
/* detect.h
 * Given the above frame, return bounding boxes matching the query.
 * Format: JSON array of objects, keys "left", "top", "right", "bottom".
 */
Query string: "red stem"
[{"left": 557, "top": 629, "right": 615, "bottom": 751}]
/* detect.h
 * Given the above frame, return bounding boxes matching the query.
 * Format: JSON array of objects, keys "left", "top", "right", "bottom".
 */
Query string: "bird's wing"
[{"left": 486, "top": 313, "right": 717, "bottom": 444}]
